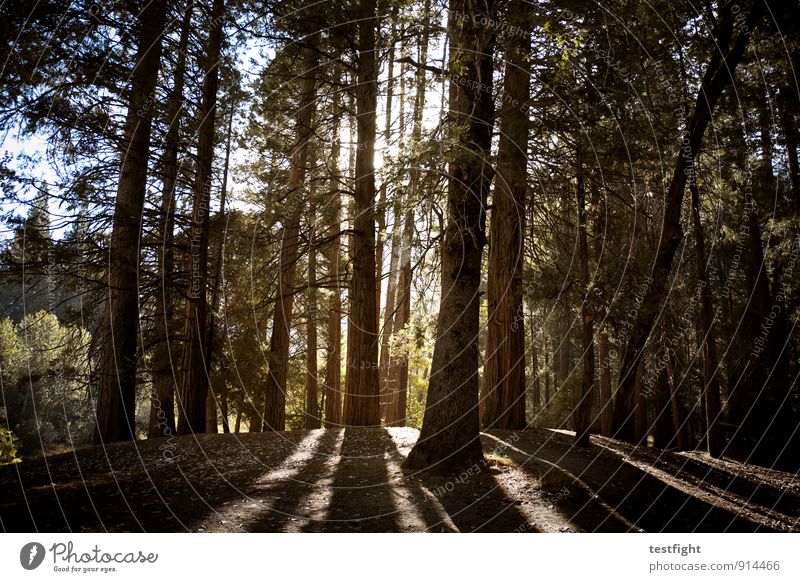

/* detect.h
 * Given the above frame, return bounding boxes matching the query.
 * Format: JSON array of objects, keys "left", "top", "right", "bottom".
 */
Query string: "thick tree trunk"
[
  {"left": 404, "top": 0, "right": 496, "bottom": 471},
  {"left": 305, "top": 227, "right": 320, "bottom": 429},
  {"left": 149, "top": 0, "right": 192, "bottom": 439},
  {"left": 234, "top": 408, "right": 241, "bottom": 433},
  {"left": 480, "top": 0, "right": 529, "bottom": 431},
  {"left": 343, "top": 0, "right": 380, "bottom": 426},
  {"left": 94, "top": 0, "right": 167, "bottom": 444},
  {"left": 261, "top": 50, "right": 318, "bottom": 431},
  {"left": 177, "top": 0, "right": 225, "bottom": 435},
  {"left": 612, "top": 3, "right": 765, "bottom": 441}
]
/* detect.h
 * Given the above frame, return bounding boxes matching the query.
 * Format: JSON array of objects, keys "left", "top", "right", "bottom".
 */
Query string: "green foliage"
[
  {"left": 0, "top": 426, "right": 20, "bottom": 465},
  {"left": 0, "top": 311, "right": 92, "bottom": 455}
]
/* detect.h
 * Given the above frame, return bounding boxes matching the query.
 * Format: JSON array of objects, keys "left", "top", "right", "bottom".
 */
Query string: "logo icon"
[{"left": 20, "top": 542, "right": 46, "bottom": 570}]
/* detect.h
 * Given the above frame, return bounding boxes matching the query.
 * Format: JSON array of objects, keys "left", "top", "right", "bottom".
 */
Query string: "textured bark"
[
  {"left": 404, "top": 0, "right": 496, "bottom": 471},
  {"left": 323, "top": 131, "right": 343, "bottom": 428},
  {"left": 343, "top": 0, "right": 380, "bottom": 426},
  {"left": 378, "top": 48, "right": 401, "bottom": 423},
  {"left": 613, "top": 2, "right": 765, "bottom": 441},
  {"left": 375, "top": 20, "right": 395, "bottom": 379},
  {"left": 261, "top": 50, "right": 318, "bottom": 431},
  {"left": 378, "top": 212, "right": 402, "bottom": 421},
  {"left": 305, "top": 228, "right": 320, "bottom": 429},
  {"left": 177, "top": 0, "right": 225, "bottom": 435},
  {"left": 480, "top": 0, "right": 529, "bottom": 430},
  {"left": 149, "top": 0, "right": 192, "bottom": 439},
  {"left": 94, "top": 0, "right": 167, "bottom": 444}
]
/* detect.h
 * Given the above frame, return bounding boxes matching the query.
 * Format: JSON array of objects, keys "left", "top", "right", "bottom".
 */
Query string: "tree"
[
  {"left": 405, "top": 0, "right": 497, "bottom": 470},
  {"left": 480, "top": 0, "right": 531, "bottom": 430},
  {"left": 612, "top": 1, "right": 766, "bottom": 441},
  {"left": 93, "top": 0, "right": 168, "bottom": 443},
  {"left": 149, "top": 0, "right": 194, "bottom": 439},
  {"left": 177, "top": 0, "right": 225, "bottom": 435},
  {"left": 342, "top": 0, "right": 380, "bottom": 426},
  {"left": 261, "top": 48, "right": 318, "bottom": 431}
]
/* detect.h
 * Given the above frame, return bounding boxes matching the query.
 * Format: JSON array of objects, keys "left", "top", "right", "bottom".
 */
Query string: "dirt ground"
[{"left": 1, "top": 427, "right": 798, "bottom": 532}]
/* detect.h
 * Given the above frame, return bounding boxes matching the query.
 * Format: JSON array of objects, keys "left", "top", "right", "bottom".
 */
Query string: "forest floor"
[{"left": 1, "top": 427, "right": 799, "bottom": 532}]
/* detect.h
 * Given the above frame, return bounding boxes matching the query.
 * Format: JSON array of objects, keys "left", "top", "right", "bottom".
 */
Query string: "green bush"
[{"left": 0, "top": 427, "right": 19, "bottom": 465}]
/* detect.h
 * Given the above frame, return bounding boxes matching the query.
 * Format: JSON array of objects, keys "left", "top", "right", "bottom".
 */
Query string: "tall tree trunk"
[
  {"left": 205, "top": 97, "right": 234, "bottom": 429},
  {"left": 94, "top": 0, "right": 167, "bottom": 444},
  {"left": 612, "top": 2, "right": 765, "bottom": 441},
  {"left": 378, "top": 54, "right": 403, "bottom": 424},
  {"left": 149, "top": 0, "right": 192, "bottom": 439},
  {"left": 343, "top": 0, "right": 380, "bottom": 426},
  {"left": 234, "top": 408, "right": 241, "bottom": 433},
  {"left": 574, "top": 150, "right": 595, "bottom": 446},
  {"left": 323, "top": 127, "right": 343, "bottom": 428},
  {"left": 480, "top": 0, "right": 529, "bottom": 430},
  {"left": 530, "top": 328, "right": 540, "bottom": 421},
  {"left": 375, "top": 19, "right": 396, "bottom": 376},
  {"left": 305, "top": 221, "right": 320, "bottom": 429},
  {"left": 664, "top": 331, "right": 688, "bottom": 450},
  {"left": 261, "top": 50, "right": 318, "bottom": 431},
  {"left": 177, "top": 0, "right": 225, "bottom": 435},
  {"left": 378, "top": 210, "right": 402, "bottom": 421},
  {"left": 404, "top": 0, "right": 497, "bottom": 470},
  {"left": 689, "top": 178, "right": 722, "bottom": 456},
  {"left": 597, "top": 330, "right": 613, "bottom": 436},
  {"left": 544, "top": 335, "right": 551, "bottom": 408}
]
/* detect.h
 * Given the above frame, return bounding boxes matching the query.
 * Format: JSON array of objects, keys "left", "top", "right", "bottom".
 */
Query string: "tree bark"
[
  {"left": 94, "top": 0, "right": 167, "bottom": 443},
  {"left": 261, "top": 50, "right": 318, "bottom": 431},
  {"left": 149, "top": 0, "right": 192, "bottom": 439},
  {"left": 612, "top": 2, "right": 765, "bottom": 441},
  {"left": 574, "top": 150, "right": 595, "bottom": 446},
  {"left": 343, "top": 0, "right": 380, "bottom": 426},
  {"left": 404, "top": 0, "right": 497, "bottom": 471},
  {"left": 305, "top": 222, "right": 320, "bottom": 429},
  {"left": 689, "top": 178, "right": 722, "bottom": 456},
  {"left": 323, "top": 129, "right": 343, "bottom": 428},
  {"left": 480, "top": 0, "right": 529, "bottom": 430},
  {"left": 177, "top": 0, "right": 225, "bottom": 435}
]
